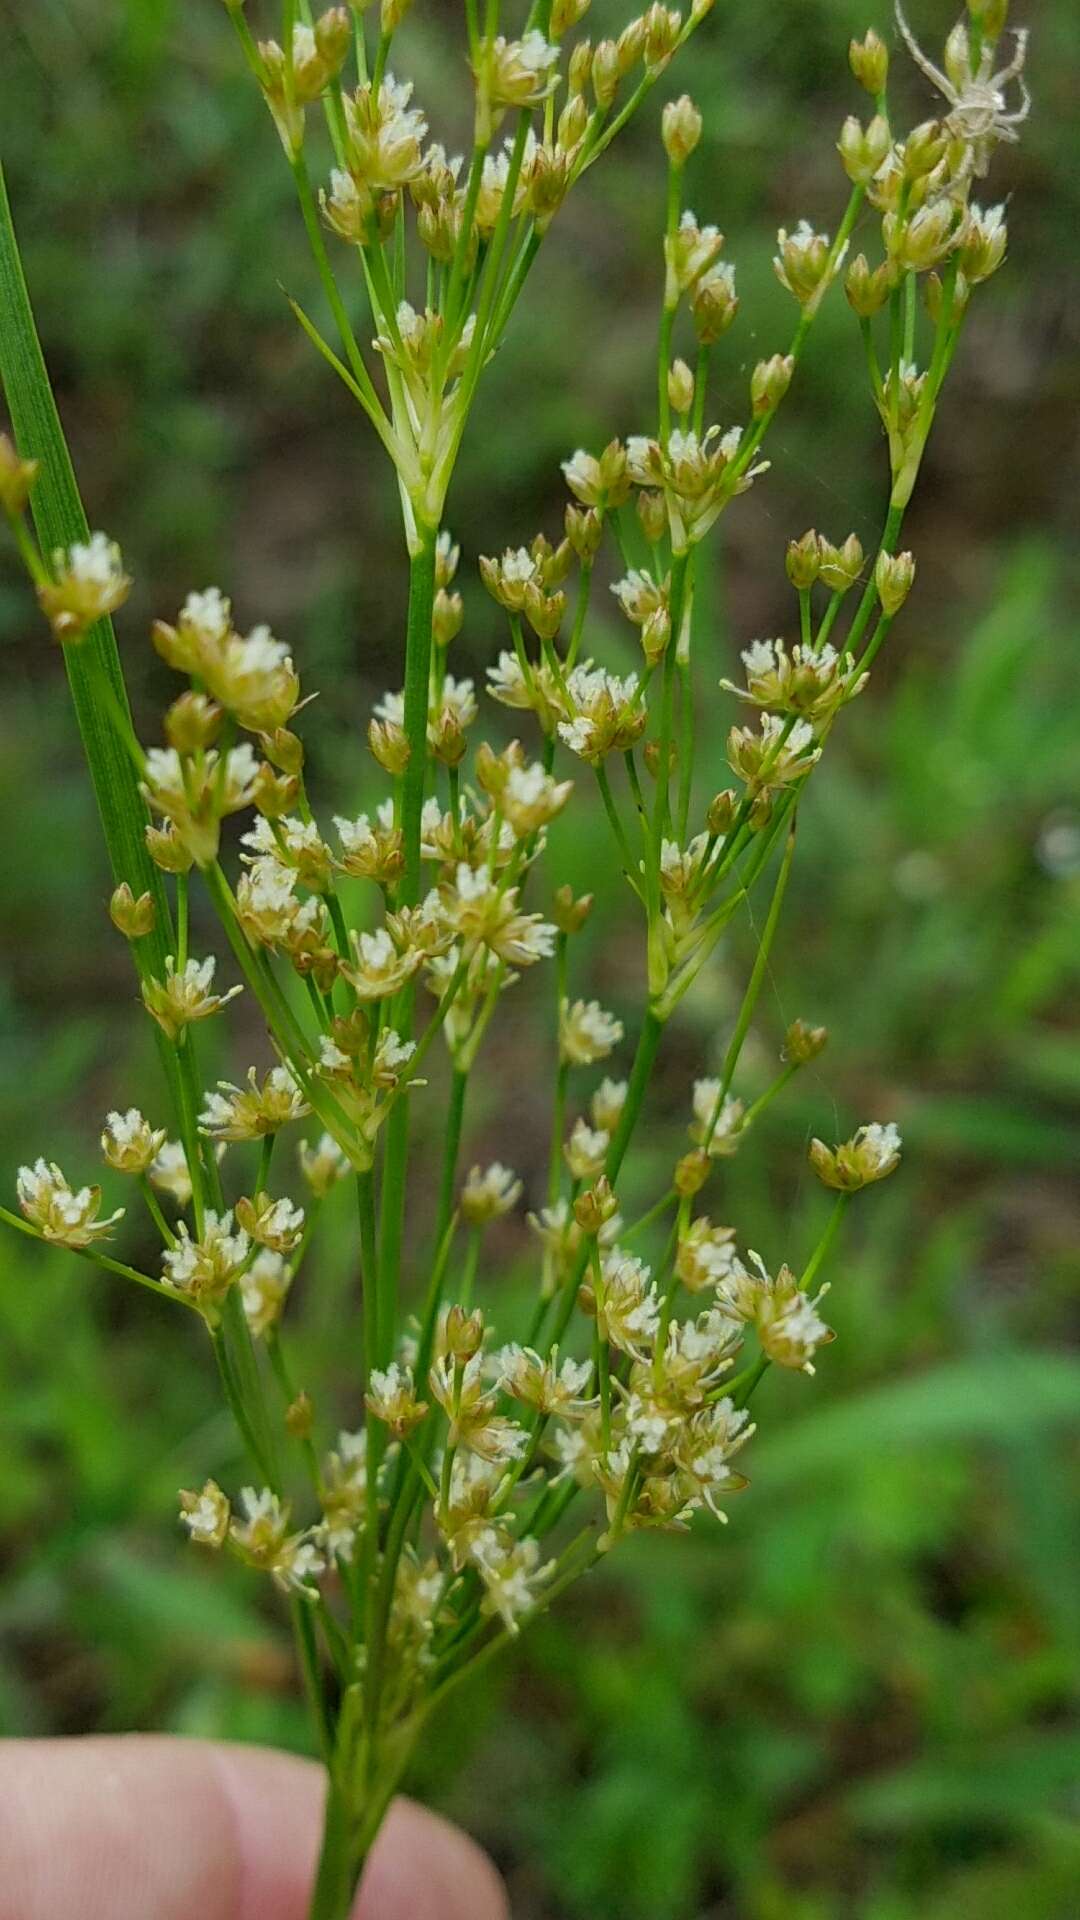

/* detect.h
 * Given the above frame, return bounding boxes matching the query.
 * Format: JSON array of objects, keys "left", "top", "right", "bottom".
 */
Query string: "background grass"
[{"left": 2, "top": 1, "right": 1079, "bottom": 1915}]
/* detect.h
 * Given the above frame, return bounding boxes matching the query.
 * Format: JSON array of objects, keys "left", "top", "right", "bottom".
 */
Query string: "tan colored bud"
[
  {"left": 662, "top": 94, "right": 702, "bottom": 166},
  {"left": 568, "top": 39, "right": 593, "bottom": 94},
  {"left": 818, "top": 533, "right": 863, "bottom": 593},
  {"left": 430, "top": 709, "right": 468, "bottom": 767},
  {"left": 550, "top": 0, "right": 590, "bottom": 36},
  {"left": 368, "top": 716, "right": 411, "bottom": 774},
  {"left": 315, "top": 6, "right": 352, "bottom": 64},
  {"left": 643, "top": 739, "right": 677, "bottom": 780},
  {"left": 750, "top": 352, "right": 794, "bottom": 417},
  {"left": 748, "top": 790, "right": 774, "bottom": 831},
  {"left": 253, "top": 763, "right": 300, "bottom": 818},
  {"left": 524, "top": 580, "right": 565, "bottom": 643},
  {"left": 844, "top": 252, "right": 891, "bottom": 317},
  {"left": 432, "top": 587, "right": 464, "bottom": 649},
  {"left": 667, "top": 357, "right": 695, "bottom": 416},
  {"left": 145, "top": 821, "right": 194, "bottom": 874},
  {"left": 109, "top": 882, "right": 156, "bottom": 939},
  {"left": 783, "top": 1018, "right": 828, "bottom": 1064},
  {"left": 875, "top": 548, "right": 916, "bottom": 615},
  {"left": 706, "top": 788, "right": 737, "bottom": 835},
  {"left": 0, "top": 433, "right": 40, "bottom": 516},
  {"left": 691, "top": 266, "right": 738, "bottom": 343},
  {"left": 573, "top": 1174, "right": 618, "bottom": 1234},
  {"left": 849, "top": 28, "right": 888, "bottom": 95},
  {"left": 636, "top": 489, "right": 667, "bottom": 546},
  {"left": 785, "top": 529, "right": 822, "bottom": 590},
  {"left": 615, "top": 17, "right": 646, "bottom": 73},
  {"left": 642, "top": 4, "right": 680, "bottom": 71},
  {"left": 552, "top": 884, "right": 594, "bottom": 934},
  {"left": 902, "top": 120, "right": 948, "bottom": 182},
  {"left": 558, "top": 93, "right": 589, "bottom": 151},
  {"left": 285, "top": 1391, "right": 314, "bottom": 1438},
  {"left": 444, "top": 1303, "right": 485, "bottom": 1361},
  {"left": 260, "top": 726, "right": 305, "bottom": 775},
  {"left": 565, "top": 504, "right": 603, "bottom": 562},
  {"left": 379, "top": 0, "right": 413, "bottom": 33},
  {"left": 164, "top": 691, "right": 222, "bottom": 754},
  {"left": 641, "top": 607, "right": 672, "bottom": 666},
  {"left": 925, "top": 268, "right": 969, "bottom": 326},
  {"left": 329, "top": 1008, "right": 371, "bottom": 1058},
  {"left": 674, "top": 1147, "right": 710, "bottom": 1196},
  {"left": 592, "top": 38, "right": 620, "bottom": 107},
  {"left": 837, "top": 112, "right": 891, "bottom": 186}
]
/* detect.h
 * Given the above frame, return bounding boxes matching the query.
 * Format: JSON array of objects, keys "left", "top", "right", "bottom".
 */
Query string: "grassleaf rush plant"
[{"left": 0, "top": 0, "right": 1028, "bottom": 1910}]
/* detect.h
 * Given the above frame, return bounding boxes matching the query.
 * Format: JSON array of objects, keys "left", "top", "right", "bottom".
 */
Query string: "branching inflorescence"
[{"left": 0, "top": 0, "right": 1026, "bottom": 1911}]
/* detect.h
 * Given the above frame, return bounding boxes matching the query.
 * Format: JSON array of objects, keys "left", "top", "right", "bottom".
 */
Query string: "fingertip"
[{"left": 360, "top": 1799, "right": 509, "bottom": 1920}]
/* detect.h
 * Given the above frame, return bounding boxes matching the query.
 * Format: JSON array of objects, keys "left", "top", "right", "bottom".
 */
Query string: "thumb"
[{"left": 0, "top": 1735, "right": 507, "bottom": 1920}]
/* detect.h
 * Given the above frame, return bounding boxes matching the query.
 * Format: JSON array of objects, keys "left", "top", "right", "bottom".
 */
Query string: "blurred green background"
[{"left": 2, "top": 1, "right": 1079, "bottom": 1915}]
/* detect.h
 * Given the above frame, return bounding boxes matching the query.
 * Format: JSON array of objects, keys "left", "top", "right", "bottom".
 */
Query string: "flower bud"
[
  {"left": 643, "top": 739, "right": 677, "bottom": 780},
  {"left": 783, "top": 1018, "right": 828, "bottom": 1064},
  {"left": 573, "top": 1174, "right": 618, "bottom": 1234},
  {"left": 706, "top": 788, "right": 737, "bottom": 834},
  {"left": 785, "top": 529, "right": 821, "bottom": 590},
  {"left": 641, "top": 607, "right": 672, "bottom": 666},
  {"left": 925, "top": 268, "right": 970, "bottom": 325},
  {"left": 146, "top": 822, "right": 194, "bottom": 874},
  {"left": 818, "top": 533, "right": 863, "bottom": 593},
  {"left": 691, "top": 263, "right": 738, "bottom": 342},
  {"left": 636, "top": 489, "right": 667, "bottom": 546},
  {"left": 552, "top": 884, "right": 594, "bottom": 933},
  {"left": 444, "top": 1303, "right": 485, "bottom": 1361},
  {"left": 565, "top": 504, "right": 603, "bottom": 562},
  {"left": 433, "top": 587, "right": 464, "bottom": 648},
  {"left": 844, "top": 252, "right": 891, "bottom": 317},
  {"left": 558, "top": 92, "right": 590, "bottom": 151},
  {"left": 0, "top": 433, "right": 39, "bottom": 516},
  {"left": 616, "top": 17, "right": 646, "bottom": 72},
  {"left": 750, "top": 352, "right": 794, "bottom": 418},
  {"left": 568, "top": 39, "right": 593, "bottom": 95},
  {"left": 667, "top": 357, "right": 695, "bottom": 416},
  {"left": 662, "top": 94, "right": 702, "bottom": 166},
  {"left": 368, "top": 716, "right": 411, "bottom": 774},
  {"left": 642, "top": 4, "right": 680, "bottom": 71},
  {"left": 253, "top": 763, "right": 301, "bottom": 818},
  {"left": 748, "top": 790, "right": 774, "bottom": 831},
  {"left": 849, "top": 28, "right": 888, "bottom": 95},
  {"left": 109, "top": 882, "right": 156, "bottom": 939},
  {"left": 674, "top": 1147, "right": 710, "bottom": 1196},
  {"left": 592, "top": 38, "right": 619, "bottom": 106},
  {"left": 874, "top": 548, "right": 916, "bottom": 615},
  {"left": 550, "top": 0, "right": 590, "bottom": 35},
  {"left": 837, "top": 112, "right": 890, "bottom": 186},
  {"left": 165, "top": 691, "right": 222, "bottom": 754},
  {"left": 903, "top": 119, "right": 948, "bottom": 181},
  {"left": 261, "top": 726, "right": 305, "bottom": 775},
  {"left": 285, "top": 1392, "right": 314, "bottom": 1439}
]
